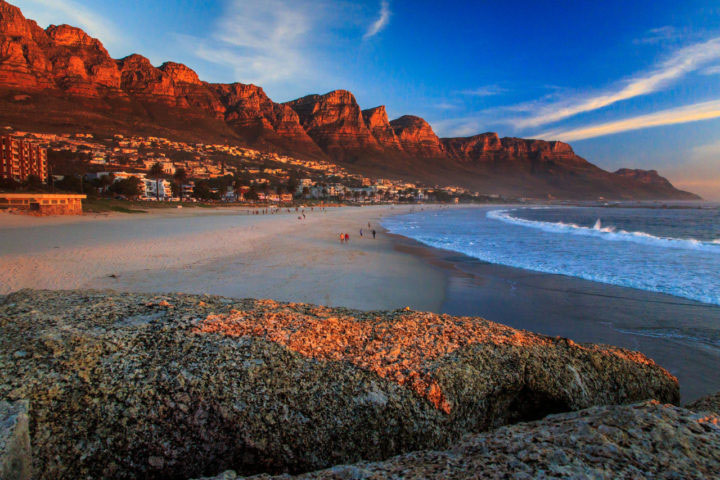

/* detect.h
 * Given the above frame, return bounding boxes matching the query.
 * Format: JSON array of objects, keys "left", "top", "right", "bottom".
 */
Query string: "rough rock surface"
[
  {"left": 612, "top": 168, "right": 695, "bottom": 199},
  {"left": 390, "top": 115, "right": 445, "bottom": 158},
  {"left": 209, "top": 83, "right": 324, "bottom": 158},
  {"left": 0, "top": 0, "right": 700, "bottom": 200},
  {"left": 285, "top": 90, "right": 382, "bottom": 162},
  {"left": 0, "top": 289, "right": 678, "bottom": 479},
  {"left": 686, "top": 391, "right": 720, "bottom": 415},
  {"left": 361, "top": 106, "right": 403, "bottom": 151},
  {"left": 223, "top": 401, "right": 720, "bottom": 480},
  {"left": 0, "top": 400, "right": 31, "bottom": 480}
]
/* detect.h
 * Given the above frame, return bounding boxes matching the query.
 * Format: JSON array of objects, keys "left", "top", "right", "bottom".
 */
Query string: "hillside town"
[{"left": 0, "top": 128, "right": 504, "bottom": 205}]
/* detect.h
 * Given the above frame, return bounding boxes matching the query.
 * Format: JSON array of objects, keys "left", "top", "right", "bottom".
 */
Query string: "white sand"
[{"left": 0, "top": 205, "right": 446, "bottom": 311}]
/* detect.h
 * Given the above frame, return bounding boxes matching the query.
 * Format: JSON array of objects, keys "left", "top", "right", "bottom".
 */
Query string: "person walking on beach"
[
  {"left": 372, "top": 229, "right": 376, "bottom": 239},
  {"left": 360, "top": 228, "right": 363, "bottom": 237},
  {"left": 345, "top": 233, "right": 350, "bottom": 243},
  {"left": 339, "top": 233, "right": 345, "bottom": 243}
]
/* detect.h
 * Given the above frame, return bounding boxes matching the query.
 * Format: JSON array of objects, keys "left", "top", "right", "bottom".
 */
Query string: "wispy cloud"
[
  {"left": 182, "top": 0, "right": 330, "bottom": 87},
  {"left": 535, "top": 99, "right": 720, "bottom": 142},
  {"left": 459, "top": 85, "right": 507, "bottom": 97},
  {"left": 634, "top": 26, "right": 680, "bottom": 45},
  {"left": 702, "top": 65, "right": 720, "bottom": 75},
  {"left": 434, "top": 102, "right": 460, "bottom": 110},
  {"left": 363, "top": 1, "right": 390, "bottom": 40},
  {"left": 13, "top": 0, "right": 120, "bottom": 49},
  {"left": 508, "top": 36, "right": 720, "bottom": 129}
]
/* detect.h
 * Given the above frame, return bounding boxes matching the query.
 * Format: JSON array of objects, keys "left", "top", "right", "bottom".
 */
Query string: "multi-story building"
[{"left": 0, "top": 136, "right": 48, "bottom": 182}]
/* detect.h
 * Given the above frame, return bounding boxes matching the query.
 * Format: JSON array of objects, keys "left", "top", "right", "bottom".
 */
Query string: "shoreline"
[
  {"left": 2, "top": 204, "right": 718, "bottom": 403},
  {"left": 383, "top": 220, "right": 720, "bottom": 403}
]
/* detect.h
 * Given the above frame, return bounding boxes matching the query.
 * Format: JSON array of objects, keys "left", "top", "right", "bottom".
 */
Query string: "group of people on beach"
[{"left": 340, "top": 222, "right": 376, "bottom": 243}]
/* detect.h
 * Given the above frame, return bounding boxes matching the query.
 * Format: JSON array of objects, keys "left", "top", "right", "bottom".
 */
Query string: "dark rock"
[
  {"left": 231, "top": 402, "right": 720, "bottom": 480},
  {"left": 686, "top": 391, "right": 720, "bottom": 415},
  {"left": 0, "top": 399, "right": 32, "bottom": 480}
]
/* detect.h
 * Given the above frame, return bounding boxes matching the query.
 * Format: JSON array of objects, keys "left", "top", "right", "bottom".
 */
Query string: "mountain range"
[{"left": 0, "top": 1, "right": 699, "bottom": 199}]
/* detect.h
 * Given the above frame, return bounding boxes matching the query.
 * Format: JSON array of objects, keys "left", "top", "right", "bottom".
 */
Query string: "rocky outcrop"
[
  {"left": 361, "top": 106, "right": 403, "bottom": 151},
  {"left": 686, "top": 392, "right": 720, "bottom": 415},
  {"left": 0, "top": 289, "right": 678, "bottom": 479},
  {"left": 0, "top": 400, "right": 31, "bottom": 480},
  {"left": 228, "top": 401, "right": 720, "bottom": 480},
  {"left": 390, "top": 115, "right": 445, "bottom": 158},
  {"left": 0, "top": 1, "right": 55, "bottom": 89},
  {"left": 285, "top": 90, "right": 381, "bottom": 162},
  {"left": 44, "top": 24, "right": 123, "bottom": 97},
  {"left": 210, "top": 83, "right": 324, "bottom": 157}
]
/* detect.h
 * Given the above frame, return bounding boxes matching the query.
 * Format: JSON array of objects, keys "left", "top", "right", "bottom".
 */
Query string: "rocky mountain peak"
[
  {"left": 159, "top": 61, "right": 202, "bottom": 85},
  {"left": 390, "top": 115, "right": 444, "bottom": 157}
]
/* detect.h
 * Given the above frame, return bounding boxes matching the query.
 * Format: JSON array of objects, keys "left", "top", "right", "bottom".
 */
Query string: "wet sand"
[{"left": 390, "top": 233, "right": 720, "bottom": 403}]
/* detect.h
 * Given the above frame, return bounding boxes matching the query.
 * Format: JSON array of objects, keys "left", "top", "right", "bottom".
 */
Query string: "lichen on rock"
[{"left": 0, "top": 289, "right": 679, "bottom": 479}]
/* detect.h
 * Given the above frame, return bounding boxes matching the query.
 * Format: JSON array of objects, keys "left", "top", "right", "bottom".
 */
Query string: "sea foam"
[{"left": 487, "top": 209, "right": 720, "bottom": 252}]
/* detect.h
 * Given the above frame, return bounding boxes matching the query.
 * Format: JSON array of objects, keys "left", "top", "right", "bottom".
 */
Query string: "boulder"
[
  {"left": 686, "top": 391, "right": 720, "bottom": 416},
  {"left": 229, "top": 401, "right": 720, "bottom": 479},
  {"left": 0, "top": 289, "right": 678, "bottom": 479},
  {"left": 0, "top": 400, "right": 32, "bottom": 480}
]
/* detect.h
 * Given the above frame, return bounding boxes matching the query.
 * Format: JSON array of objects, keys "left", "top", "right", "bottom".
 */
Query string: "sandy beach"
[
  {"left": 2, "top": 204, "right": 718, "bottom": 402},
  {"left": 0, "top": 205, "right": 446, "bottom": 312}
]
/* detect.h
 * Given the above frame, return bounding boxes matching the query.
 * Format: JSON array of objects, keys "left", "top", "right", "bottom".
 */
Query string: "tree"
[
  {"left": 149, "top": 161, "right": 164, "bottom": 200},
  {"left": 173, "top": 167, "right": 188, "bottom": 201},
  {"left": 245, "top": 184, "right": 259, "bottom": 201},
  {"left": 286, "top": 175, "right": 299, "bottom": 195},
  {"left": 109, "top": 176, "right": 143, "bottom": 198},
  {"left": 97, "top": 173, "right": 115, "bottom": 194},
  {"left": 232, "top": 178, "right": 244, "bottom": 201},
  {"left": 23, "top": 175, "right": 43, "bottom": 191},
  {"left": 192, "top": 180, "right": 218, "bottom": 201},
  {"left": 0, "top": 177, "right": 20, "bottom": 191}
]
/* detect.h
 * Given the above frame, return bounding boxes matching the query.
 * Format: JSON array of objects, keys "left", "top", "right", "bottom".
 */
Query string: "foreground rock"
[
  {"left": 0, "top": 400, "right": 31, "bottom": 480},
  {"left": 220, "top": 401, "right": 720, "bottom": 480},
  {"left": 686, "top": 391, "right": 720, "bottom": 415},
  {"left": 0, "top": 290, "right": 677, "bottom": 479}
]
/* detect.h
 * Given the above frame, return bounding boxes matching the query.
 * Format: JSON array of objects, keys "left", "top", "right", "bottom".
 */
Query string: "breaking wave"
[
  {"left": 487, "top": 209, "right": 720, "bottom": 252},
  {"left": 383, "top": 206, "right": 720, "bottom": 306}
]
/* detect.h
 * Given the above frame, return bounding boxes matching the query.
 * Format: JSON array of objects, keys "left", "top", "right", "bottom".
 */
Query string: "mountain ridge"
[{"left": 0, "top": 0, "right": 699, "bottom": 199}]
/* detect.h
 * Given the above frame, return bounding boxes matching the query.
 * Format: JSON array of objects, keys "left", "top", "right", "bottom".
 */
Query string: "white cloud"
[
  {"left": 433, "top": 102, "right": 460, "bottom": 110},
  {"left": 12, "top": 0, "right": 121, "bottom": 50},
  {"left": 459, "top": 85, "right": 507, "bottom": 97},
  {"left": 634, "top": 26, "right": 679, "bottom": 45},
  {"left": 508, "top": 36, "right": 720, "bottom": 129},
  {"left": 180, "top": 0, "right": 333, "bottom": 88},
  {"left": 702, "top": 65, "right": 720, "bottom": 75},
  {"left": 535, "top": 99, "right": 720, "bottom": 142},
  {"left": 363, "top": 1, "right": 390, "bottom": 40}
]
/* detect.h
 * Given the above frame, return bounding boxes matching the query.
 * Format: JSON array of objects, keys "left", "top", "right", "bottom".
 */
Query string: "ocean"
[{"left": 382, "top": 205, "right": 720, "bottom": 306}]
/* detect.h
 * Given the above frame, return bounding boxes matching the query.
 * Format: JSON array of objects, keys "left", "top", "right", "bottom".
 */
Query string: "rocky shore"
[
  {"left": 0, "top": 289, "right": 704, "bottom": 479},
  {"left": 209, "top": 401, "right": 720, "bottom": 479}
]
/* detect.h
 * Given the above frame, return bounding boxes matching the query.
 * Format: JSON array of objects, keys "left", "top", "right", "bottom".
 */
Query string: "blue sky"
[{"left": 12, "top": 0, "right": 720, "bottom": 199}]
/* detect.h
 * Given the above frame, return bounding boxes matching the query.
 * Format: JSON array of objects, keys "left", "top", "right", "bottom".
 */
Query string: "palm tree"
[
  {"left": 233, "top": 178, "right": 243, "bottom": 201},
  {"left": 149, "top": 162, "right": 164, "bottom": 201},
  {"left": 173, "top": 167, "right": 188, "bottom": 201}
]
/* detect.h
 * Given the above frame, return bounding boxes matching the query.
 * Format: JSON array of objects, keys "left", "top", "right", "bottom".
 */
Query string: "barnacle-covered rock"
[
  {"left": 231, "top": 401, "right": 720, "bottom": 480},
  {"left": 0, "top": 289, "right": 678, "bottom": 479}
]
